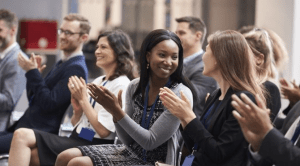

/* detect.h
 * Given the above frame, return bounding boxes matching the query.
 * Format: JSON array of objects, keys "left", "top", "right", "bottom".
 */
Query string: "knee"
[
  {"left": 56, "top": 148, "right": 82, "bottom": 166},
  {"left": 13, "top": 128, "right": 34, "bottom": 144},
  {"left": 68, "top": 157, "right": 89, "bottom": 166}
]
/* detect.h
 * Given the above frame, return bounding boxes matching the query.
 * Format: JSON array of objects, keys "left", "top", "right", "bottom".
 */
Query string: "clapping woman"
[
  {"left": 160, "top": 30, "right": 266, "bottom": 165},
  {"left": 55, "top": 29, "right": 194, "bottom": 166},
  {"left": 8, "top": 30, "right": 135, "bottom": 166}
]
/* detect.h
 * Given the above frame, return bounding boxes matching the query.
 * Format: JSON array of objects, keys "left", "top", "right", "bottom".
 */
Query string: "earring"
[{"left": 147, "top": 63, "right": 149, "bottom": 69}]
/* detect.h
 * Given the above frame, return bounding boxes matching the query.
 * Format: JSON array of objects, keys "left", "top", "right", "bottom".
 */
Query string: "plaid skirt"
[{"left": 78, "top": 144, "right": 153, "bottom": 166}]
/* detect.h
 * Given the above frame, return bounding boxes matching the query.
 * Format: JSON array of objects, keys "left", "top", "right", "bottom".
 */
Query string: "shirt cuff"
[{"left": 248, "top": 144, "right": 262, "bottom": 161}]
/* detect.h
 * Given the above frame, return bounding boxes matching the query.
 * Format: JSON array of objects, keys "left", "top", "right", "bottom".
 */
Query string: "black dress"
[{"left": 34, "top": 128, "right": 113, "bottom": 166}]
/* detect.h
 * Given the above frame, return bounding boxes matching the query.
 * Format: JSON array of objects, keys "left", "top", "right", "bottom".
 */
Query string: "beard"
[
  {"left": 59, "top": 39, "right": 79, "bottom": 54},
  {"left": 0, "top": 36, "right": 9, "bottom": 50}
]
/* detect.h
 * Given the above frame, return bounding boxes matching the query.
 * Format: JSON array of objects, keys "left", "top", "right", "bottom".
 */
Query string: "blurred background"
[{"left": 1, "top": 0, "right": 299, "bottom": 83}]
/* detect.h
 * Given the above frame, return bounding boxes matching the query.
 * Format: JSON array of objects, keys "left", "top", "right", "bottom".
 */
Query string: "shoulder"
[
  {"left": 112, "top": 75, "right": 131, "bottom": 85},
  {"left": 264, "top": 81, "right": 280, "bottom": 92},
  {"left": 66, "top": 56, "right": 86, "bottom": 66},
  {"left": 126, "top": 77, "right": 140, "bottom": 93},
  {"left": 172, "top": 83, "right": 191, "bottom": 93},
  {"left": 233, "top": 90, "right": 255, "bottom": 102}
]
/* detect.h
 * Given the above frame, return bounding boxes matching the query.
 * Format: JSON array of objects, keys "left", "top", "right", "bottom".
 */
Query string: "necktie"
[{"left": 291, "top": 121, "right": 300, "bottom": 144}]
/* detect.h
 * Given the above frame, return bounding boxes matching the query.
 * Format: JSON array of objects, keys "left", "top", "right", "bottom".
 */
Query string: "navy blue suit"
[{"left": 0, "top": 56, "right": 88, "bottom": 153}]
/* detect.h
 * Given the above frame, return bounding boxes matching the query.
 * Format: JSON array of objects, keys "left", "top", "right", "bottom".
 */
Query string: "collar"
[
  {"left": 183, "top": 49, "right": 204, "bottom": 64},
  {"left": 61, "top": 51, "right": 83, "bottom": 62},
  {"left": 0, "top": 42, "right": 18, "bottom": 60}
]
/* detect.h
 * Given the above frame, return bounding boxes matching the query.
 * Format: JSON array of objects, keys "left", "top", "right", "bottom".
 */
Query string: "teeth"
[{"left": 160, "top": 68, "right": 170, "bottom": 73}]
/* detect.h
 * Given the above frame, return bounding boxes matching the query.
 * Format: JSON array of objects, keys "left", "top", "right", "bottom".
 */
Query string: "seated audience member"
[
  {"left": 239, "top": 26, "right": 289, "bottom": 87},
  {"left": 231, "top": 93, "right": 300, "bottom": 166},
  {"left": 175, "top": 16, "right": 217, "bottom": 118},
  {"left": 8, "top": 30, "right": 135, "bottom": 166},
  {"left": 0, "top": 9, "right": 27, "bottom": 113},
  {"left": 160, "top": 30, "right": 265, "bottom": 165},
  {"left": 242, "top": 28, "right": 281, "bottom": 121},
  {"left": 0, "top": 13, "right": 89, "bottom": 154},
  {"left": 55, "top": 29, "right": 194, "bottom": 166}
]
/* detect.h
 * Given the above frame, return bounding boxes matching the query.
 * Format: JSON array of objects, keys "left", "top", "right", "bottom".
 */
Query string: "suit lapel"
[
  {"left": 207, "top": 88, "right": 235, "bottom": 132},
  {"left": 200, "top": 89, "right": 221, "bottom": 119}
]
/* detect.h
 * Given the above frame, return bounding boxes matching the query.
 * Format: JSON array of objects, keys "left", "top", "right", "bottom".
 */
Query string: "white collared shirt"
[
  {"left": 183, "top": 49, "right": 204, "bottom": 64},
  {"left": 0, "top": 42, "right": 18, "bottom": 60},
  {"left": 61, "top": 51, "right": 83, "bottom": 62}
]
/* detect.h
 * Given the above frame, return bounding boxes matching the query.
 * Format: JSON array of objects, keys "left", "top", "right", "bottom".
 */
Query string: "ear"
[
  {"left": 195, "top": 31, "right": 202, "bottom": 41},
  {"left": 80, "top": 34, "right": 89, "bottom": 43},
  {"left": 10, "top": 25, "right": 17, "bottom": 36},
  {"left": 256, "top": 53, "right": 264, "bottom": 66},
  {"left": 146, "top": 52, "right": 151, "bottom": 63}
]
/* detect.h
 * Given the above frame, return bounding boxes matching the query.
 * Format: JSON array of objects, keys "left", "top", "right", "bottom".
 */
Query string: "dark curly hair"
[{"left": 98, "top": 30, "right": 135, "bottom": 81}]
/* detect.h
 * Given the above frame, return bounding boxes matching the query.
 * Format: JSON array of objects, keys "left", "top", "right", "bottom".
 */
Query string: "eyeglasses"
[{"left": 58, "top": 29, "right": 83, "bottom": 37}]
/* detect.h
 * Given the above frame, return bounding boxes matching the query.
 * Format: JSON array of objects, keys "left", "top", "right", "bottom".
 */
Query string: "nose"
[
  {"left": 95, "top": 48, "right": 101, "bottom": 55},
  {"left": 164, "top": 57, "right": 172, "bottom": 66}
]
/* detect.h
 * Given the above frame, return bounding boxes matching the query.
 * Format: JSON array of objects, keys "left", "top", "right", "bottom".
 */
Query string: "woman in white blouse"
[{"left": 8, "top": 30, "right": 136, "bottom": 166}]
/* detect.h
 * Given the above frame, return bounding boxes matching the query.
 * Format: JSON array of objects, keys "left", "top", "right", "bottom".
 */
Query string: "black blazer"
[
  {"left": 251, "top": 101, "right": 300, "bottom": 166},
  {"left": 183, "top": 52, "right": 217, "bottom": 118},
  {"left": 181, "top": 87, "right": 255, "bottom": 166},
  {"left": 258, "top": 128, "right": 300, "bottom": 166},
  {"left": 263, "top": 81, "right": 281, "bottom": 122}
]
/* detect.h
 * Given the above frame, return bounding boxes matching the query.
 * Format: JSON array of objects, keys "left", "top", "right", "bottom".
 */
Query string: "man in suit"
[
  {"left": 0, "top": 13, "right": 89, "bottom": 154},
  {"left": 0, "top": 9, "right": 28, "bottom": 130},
  {"left": 175, "top": 16, "right": 217, "bottom": 118},
  {"left": 231, "top": 93, "right": 300, "bottom": 166}
]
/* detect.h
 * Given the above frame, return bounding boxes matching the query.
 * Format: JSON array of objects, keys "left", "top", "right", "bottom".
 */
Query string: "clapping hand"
[
  {"left": 18, "top": 52, "right": 38, "bottom": 72},
  {"left": 35, "top": 55, "right": 46, "bottom": 73},
  {"left": 68, "top": 76, "right": 88, "bottom": 102},
  {"left": 159, "top": 87, "right": 195, "bottom": 128},
  {"left": 231, "top": 93, "right": 273, "bottom": 152},
  {"left": 87, "top": 83, "right": 124, "bottom": 121},
  {"left": 280, "top": 78, "right": 300, "bottom": 106},
  {"left": 71, "top": 96, "right": 83, "bottom": 115}
]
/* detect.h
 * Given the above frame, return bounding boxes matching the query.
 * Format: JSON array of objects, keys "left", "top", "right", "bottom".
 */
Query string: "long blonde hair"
[{"left": 208, "top": 30, "right": 266, "bottom": 103}]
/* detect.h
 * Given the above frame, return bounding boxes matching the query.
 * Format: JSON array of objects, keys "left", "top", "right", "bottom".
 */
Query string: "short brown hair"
[
  {"left": 0, "top": 9, "right": 18, "bottom": 28},
  {"left": 176, "top": 16, "right": 206, "bottom": 43},
  {"left": 63, "top": 14, "right": 91, "bottom": 35}
]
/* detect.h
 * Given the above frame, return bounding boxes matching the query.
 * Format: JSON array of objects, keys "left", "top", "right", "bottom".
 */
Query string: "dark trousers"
[{"left": 0, "top": 131, "right": 13, "bottom": 154}]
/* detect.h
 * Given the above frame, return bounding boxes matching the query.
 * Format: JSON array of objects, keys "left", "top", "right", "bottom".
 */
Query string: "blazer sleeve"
[
  {"left": 182, "top": 91, "right": 255, "bottom": 163},
  {"left": 258, "top": 128, "right": 300, "bottom": 166},
  {"left": 25, "top": 63, "right": 86, "bottom": 112}
]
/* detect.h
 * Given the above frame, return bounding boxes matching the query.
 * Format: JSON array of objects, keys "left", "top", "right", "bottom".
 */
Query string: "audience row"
[{"left": 0, "top": 8, "right": 298, "bottom": 166}]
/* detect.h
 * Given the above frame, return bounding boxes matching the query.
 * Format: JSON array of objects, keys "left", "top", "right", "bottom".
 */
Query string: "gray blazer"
[{"left": 183, "top": 52, "right": 217, "bottom": 118}]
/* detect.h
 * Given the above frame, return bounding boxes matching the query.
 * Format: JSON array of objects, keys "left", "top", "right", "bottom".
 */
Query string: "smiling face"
[
  {"left": 146, "top": 39, "right": 179, "bottom": 81},
  {"left": 95, "top": 36, "right": 116, "bottom": 69},
  {"left": 203, "top": 44, "right": 219, "bottom": 77},
  {"left": 58, "top": 20, "right": 83, "bottom": 54}
]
